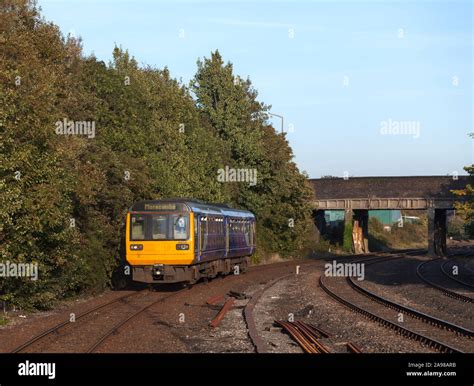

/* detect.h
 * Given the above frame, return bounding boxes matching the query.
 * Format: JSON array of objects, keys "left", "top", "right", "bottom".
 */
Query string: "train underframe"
[{"left": 131, "top": 255, "right": 251, "bottom": 284}]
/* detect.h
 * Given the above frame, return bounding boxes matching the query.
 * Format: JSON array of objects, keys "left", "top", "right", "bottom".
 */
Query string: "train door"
[
  {"left": 224, "top": 217, "right": 229, "bottom": 257},
  {"left": 194, "top": 214, "right": 200, "bottom": 261}
]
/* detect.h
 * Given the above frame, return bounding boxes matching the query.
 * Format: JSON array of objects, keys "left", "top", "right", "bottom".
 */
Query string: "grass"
[{"left": 368, "top": 217, "right": 427, "bottom": 250}]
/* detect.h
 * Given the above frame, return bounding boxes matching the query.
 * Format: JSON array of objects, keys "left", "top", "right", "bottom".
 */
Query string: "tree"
[
  {"left": 1, "top": 0, "right": 83, "bottom": 308},
  {"left": 452, "top": 134, "right": 474, "bottom": 236},
  {"left": 191, "top": 51, "right": 314, "bottom": 257}
]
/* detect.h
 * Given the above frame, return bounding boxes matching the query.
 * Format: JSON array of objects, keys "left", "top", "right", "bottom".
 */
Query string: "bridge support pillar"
[
  {"left": 343, "top": 209, "right": 353, "bottom": 252},
  {"left": 427, "top": 208, "right": 447, "bottom": 257},
  {"left": 313, "top": 210, "right": 326, "bottom": 242},
  {"left": 353, "top": 209, "right": 369, "bottom": 254}
]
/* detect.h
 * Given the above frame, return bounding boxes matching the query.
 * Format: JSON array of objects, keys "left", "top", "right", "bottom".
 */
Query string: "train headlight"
[
  {"left": 130, "top": 244, "right": 143, "bottom": 251},
  {"left": 153, "top": 264, "right": 164, "bottom": 276},
  {"left": 176, "top": 244, "right": 189, "bottom": 250}
]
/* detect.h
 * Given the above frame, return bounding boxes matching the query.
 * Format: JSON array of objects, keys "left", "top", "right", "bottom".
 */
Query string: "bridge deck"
[{"left": 310, "top": 176, "right": 468, "bottom": 210}]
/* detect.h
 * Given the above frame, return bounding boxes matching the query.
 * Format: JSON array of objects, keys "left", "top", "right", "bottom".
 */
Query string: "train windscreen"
[{"left": 130, "top": 213, "right": 189, "bottom": 241}]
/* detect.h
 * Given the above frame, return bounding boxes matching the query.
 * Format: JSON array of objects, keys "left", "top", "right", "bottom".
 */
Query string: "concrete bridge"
[{"left": 310, "top": 176, "right": 470, "bottom": 256}]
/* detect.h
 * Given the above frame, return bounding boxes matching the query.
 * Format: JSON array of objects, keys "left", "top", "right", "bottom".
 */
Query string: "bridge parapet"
[
  {"left": 314, "top": 197, "right": 457, "bottom": 210},
  {"left": 310, "top": 176, "right": 468, "bottom": 201}
]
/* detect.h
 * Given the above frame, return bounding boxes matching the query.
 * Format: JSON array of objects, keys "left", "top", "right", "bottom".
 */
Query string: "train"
[{"left": 117, "top": 199, "right": 256, "bottom": 285}]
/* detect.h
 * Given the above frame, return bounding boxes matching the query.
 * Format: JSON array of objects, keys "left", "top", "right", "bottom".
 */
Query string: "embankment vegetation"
[{"left": 0, "top": 1, "right": 315, "bottom": 310}]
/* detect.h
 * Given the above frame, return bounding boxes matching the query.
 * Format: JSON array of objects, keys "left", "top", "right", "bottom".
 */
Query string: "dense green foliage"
[
  {"left": 0, "top": 0, "right": 314, "bottom": 310},
  {"left": 452, "top": 136, "right": 474, "bottom": 237},
  {"left": 342, "top": 219, "right": 353, "bottom": 252}
]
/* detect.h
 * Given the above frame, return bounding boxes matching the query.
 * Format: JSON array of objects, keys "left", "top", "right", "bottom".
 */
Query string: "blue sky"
[{"left": 38, "top": 0, "right": 473, "bottom": 178}]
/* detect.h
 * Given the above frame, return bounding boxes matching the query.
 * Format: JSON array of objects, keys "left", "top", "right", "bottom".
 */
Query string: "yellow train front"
[{"left": 125, "top": 199, "right": 256, "bottom": 284}]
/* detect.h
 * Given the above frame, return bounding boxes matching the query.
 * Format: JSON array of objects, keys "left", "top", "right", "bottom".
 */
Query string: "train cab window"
[
  {"left": 151, "top": 215, "right": 167, "bottom": 240},
  {"left": 131, "top": 215, "right": 146, "bottom": 240},
  {"left": 172, "top": 214, "right": 189, "bottom": 240}
]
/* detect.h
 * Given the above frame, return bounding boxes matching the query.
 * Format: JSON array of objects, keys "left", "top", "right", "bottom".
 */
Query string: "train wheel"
[{"left": 241, "top": 257, "right": 250, "bottom": 273}]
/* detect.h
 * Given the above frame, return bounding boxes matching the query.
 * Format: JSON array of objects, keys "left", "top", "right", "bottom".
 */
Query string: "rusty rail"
[
  {"left": 210, "top": 298, "right": 235, "bottom": 328},
  {"left": 306, "top": 323, "right": 331, "bottom": 338},
  {"left": 346, "top": 341, "right": 363, "bottom": 353},
  {"left": 206, "top": 294, "right": 226, "bottom": 306},
  {"left": 275, "top": 321, "right": 331, "bottom": 354}
]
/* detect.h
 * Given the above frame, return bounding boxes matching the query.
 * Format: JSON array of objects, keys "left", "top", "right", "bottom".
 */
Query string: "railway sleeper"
[{"left": 319, "top": 276, "right": 463, "bottom": 353}]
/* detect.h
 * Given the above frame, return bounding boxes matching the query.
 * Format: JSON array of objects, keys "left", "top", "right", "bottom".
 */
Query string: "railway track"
[
  {"left": 348, "top": 276, "right": 473, "bottom": 337},
  {"left": 243, "top": 265, "right": 368, "bottom": 354},
  {"left": 11, "top": 284, "right": 195, "bottom": 354},
  {"left": 416, "top": 258, "right": 474, "bottom": 303},
  {"left": 319, "top": 276, "right": 463, "bottom": 353},
  {"left": 10, "top": 258, "right": 311, "bottom": 354},
  {"left": 441, "top": 255, "right": 474, "bottom": 290},
  {"left": 244, "top": 273, "right": 295, "bottom": 353},
  {"left": 11, "top": 257, "right": 308, "bottom": 353},
  {"left": 10, "top": 262, "right": 309, "bottom": 353},
  {"left": 10, "top": 248, "right": 453, "bottom": 354},
  {"left": 87, "top": 288, "right": 189, "bottom": 353},
  {"left": 274, "top": 320, "right": 363, "bottom": 354},
  {"left": 242, "top": 249, "right": 426, "bottom": 354},
  {"left": 348, "top": 255, "right": 473, "bottom": 337},
  {"left": 319, "top": 254, "right": 472, "bottom": 353},
  {"left": 274, "top": 320, "right": 332, "bottom": 353},
  {"left": 11, "top": 290, "right": 147, "bottom": 353}
]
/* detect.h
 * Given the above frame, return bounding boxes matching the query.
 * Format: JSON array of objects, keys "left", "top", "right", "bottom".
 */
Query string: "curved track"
[
  {"left": 416, "top": 259, "right": 474, "bottom": 303},
  {"left": 441, "top": 256, "right": 474, "bottom": 290},
  {"left": 319, "top": 275, "right": 462, "bottom": 353},
  {"left": 320, "top": 253, "right": 472, "bottom": 353}
]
